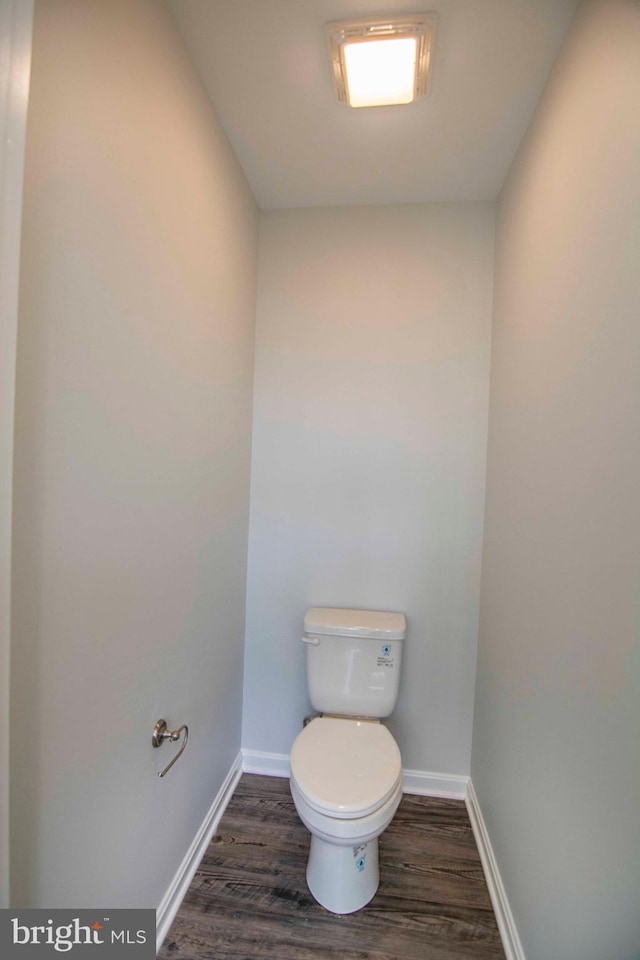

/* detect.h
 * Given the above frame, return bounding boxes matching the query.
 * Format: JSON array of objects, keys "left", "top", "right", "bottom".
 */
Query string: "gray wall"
[
  {"left": 244, "top": 204, "right": 494, "bottom": 774},
  {"left": 11, "top": 0, "right": 257, "bottom": 907},
  {"left": 472, "top": 1, "right": 640, "bottom": 958},
  {"left": 0, "top": 0, "right": 33, "bottom": 908}
]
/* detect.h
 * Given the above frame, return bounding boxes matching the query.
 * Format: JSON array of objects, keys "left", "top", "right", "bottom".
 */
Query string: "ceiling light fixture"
[{"left": 327, "top": 14, "right": 436, "bottom": 108}]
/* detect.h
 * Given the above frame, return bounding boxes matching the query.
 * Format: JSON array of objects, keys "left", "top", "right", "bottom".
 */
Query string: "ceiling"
[{"left": 167, "top": 0, "right": 580, "bottom": 210}]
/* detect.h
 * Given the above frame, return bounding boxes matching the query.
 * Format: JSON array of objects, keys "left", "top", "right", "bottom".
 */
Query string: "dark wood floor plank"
[{"left": 159, "top": 773, "right": 505, "bottom": 960}]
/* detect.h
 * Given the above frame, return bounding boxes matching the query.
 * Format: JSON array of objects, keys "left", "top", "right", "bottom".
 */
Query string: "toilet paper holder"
[{"left": 152, "top": 719, "right": 189, "bottom": 778}]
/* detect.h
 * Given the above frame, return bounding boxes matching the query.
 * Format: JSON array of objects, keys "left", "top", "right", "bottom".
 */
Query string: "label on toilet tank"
[{"left": 377, "top": 644, "right": 394, "bottom": 668}]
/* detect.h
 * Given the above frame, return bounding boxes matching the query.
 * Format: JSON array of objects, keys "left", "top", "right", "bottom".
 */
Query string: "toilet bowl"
[{"left": 290, "top": 715, "right": 403, "bottom": 914}]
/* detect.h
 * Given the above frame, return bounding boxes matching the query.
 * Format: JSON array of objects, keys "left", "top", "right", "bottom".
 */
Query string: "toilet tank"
[{"left": 303, "top": 607, "right": 405, "bottom": 718}]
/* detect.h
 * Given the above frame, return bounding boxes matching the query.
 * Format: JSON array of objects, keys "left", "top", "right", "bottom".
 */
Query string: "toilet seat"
[{"left": 290, "top": 716, "right": 402, "bottom": 819}]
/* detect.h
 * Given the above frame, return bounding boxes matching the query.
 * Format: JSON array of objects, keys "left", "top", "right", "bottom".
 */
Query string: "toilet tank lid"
[{"left": 304, "top": 607, "right": 406, "bottom": 640}]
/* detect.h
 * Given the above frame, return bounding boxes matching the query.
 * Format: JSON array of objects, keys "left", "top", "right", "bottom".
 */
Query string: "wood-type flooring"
[{"left": 159, "top": 774, "right": 505, "bottom": 960}]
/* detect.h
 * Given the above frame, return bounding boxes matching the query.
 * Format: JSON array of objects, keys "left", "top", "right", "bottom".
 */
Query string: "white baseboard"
[
  {"left": 155, "top": 750, "right": 243, "bottom": 951},
  {"left": 242, "top": 748, "right": 290, "bottom": 778},
  {"left": 466, "top": 779, "right": 526, "bottom": 960},
  {"left": 402, "top": 767, "right": 469, "bottom": 800},
  {"left": 241, "top": 748, "right": 468, "bottom": 800}
]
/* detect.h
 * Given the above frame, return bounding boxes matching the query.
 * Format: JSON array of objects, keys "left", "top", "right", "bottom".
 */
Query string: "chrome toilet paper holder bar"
[{"left": 152, "top": 719, "right": 189, "bottom": 778}]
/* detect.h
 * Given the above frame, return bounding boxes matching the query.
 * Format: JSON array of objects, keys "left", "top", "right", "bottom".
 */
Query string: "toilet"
[{"left": 290, "top": 607, "right": 406, "bottom": 914}]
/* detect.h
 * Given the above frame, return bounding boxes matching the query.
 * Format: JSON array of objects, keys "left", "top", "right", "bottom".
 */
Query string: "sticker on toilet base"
[{"left": 353, "top": 843, "right": 367, "bottom": 873}]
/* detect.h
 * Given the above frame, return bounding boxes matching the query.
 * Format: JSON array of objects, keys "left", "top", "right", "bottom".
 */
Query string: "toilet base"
[{"left": 306, "top": 834, "right": 379, "bottom": 914}]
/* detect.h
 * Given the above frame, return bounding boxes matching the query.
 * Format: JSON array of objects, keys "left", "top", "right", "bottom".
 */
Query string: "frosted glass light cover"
[
  {"left": 327, "top": 14, "right": 436, "bottom": 109},
  {"left": 344, "top": 37, "right": 417, "bottom": 107}
]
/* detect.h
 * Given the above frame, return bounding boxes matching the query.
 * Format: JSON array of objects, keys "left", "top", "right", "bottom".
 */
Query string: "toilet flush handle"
[{"left": 301, "top": 635, "right": 320, "bottom": 646}]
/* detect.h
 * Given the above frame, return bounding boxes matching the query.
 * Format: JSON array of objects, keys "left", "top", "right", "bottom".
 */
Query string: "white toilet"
[{"left": 290, "top": 607, "right": 406, "bottom": 915}]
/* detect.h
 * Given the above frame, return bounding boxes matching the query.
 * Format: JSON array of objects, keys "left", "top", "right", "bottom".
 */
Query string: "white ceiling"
[{"left": 167, "top": 0, "right": 580, "bottom": 209}]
